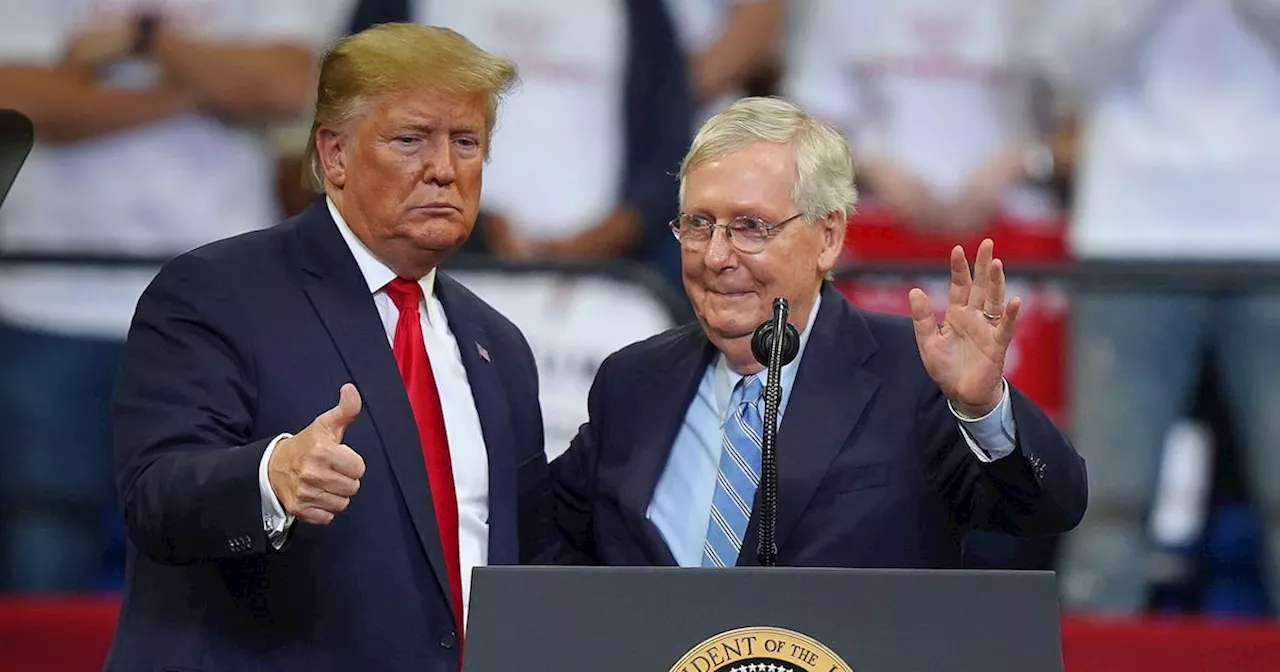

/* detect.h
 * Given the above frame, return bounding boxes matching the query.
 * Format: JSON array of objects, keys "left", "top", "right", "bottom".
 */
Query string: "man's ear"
[
  {"left": 315, "top": 125, "right": 348, "bottom": 189},
  {"left": 817, "top": 211, "right": 848, "bottom": 275}
]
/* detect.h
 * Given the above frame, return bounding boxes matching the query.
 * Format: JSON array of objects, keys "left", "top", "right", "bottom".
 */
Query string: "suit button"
[{"left": 439, "top": 630, "right": 457, "bottom": 649}]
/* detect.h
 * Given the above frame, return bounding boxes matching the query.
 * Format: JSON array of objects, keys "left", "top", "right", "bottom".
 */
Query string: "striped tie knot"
[{"left": 739, "top": 374, "right": 763, "bottom": 410}]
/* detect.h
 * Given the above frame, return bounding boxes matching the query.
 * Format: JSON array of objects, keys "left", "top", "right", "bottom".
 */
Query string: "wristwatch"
[{"left": 131, "top": 14, "right": 158, "bottom": 56}]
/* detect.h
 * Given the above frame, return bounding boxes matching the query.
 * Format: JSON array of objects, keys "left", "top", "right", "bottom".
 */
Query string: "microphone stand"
[{"left": 750, "top": 297, "right": 799, "bottom": 567}]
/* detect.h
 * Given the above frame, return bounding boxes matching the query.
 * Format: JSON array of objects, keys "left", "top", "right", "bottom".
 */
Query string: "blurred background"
[{"left": 2, "top": 0, "right": 1280, "bottom": 669}]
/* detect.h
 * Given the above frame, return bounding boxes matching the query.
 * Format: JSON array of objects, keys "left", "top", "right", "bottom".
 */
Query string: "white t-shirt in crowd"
[
  {"left": 785, "top": 0, "right": 1052, "bottom": 214},
  {"left": 1037, "top": 0, "right": 1280, "bottom": 259},
  {"left": 665, "top": 0, "right": 775, "bottom": 123},
  {"left": 0, "top": 0, "right": 340, "bottom": 339},
  {"left": 416, "top": 0, "right": 628, "bottom": 242}
]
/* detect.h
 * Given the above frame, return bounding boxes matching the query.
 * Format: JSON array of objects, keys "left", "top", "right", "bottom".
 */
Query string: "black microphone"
[
  {"left": 0, "top": 109, "right": 34, "bottom": 209},
  {"left": 751, "top": 297, "right": 799, "bottom": 567}
]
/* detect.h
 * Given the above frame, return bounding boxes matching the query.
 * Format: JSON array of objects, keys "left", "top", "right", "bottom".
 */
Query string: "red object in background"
[
  {"left": 1060, "top": 617, "right": 1280, "bottom": 671},
  {"left": 0, "top": 595, "right": 117, "bottom": 671},
  {"left": 839, "top": 203, "right": 1070, "bottom": 426},
  {"left": 3, "top": 597, "right": 1280, "bottom": 671},
  {"left": 845, "top": 202, "right": 1068, "bottom": 263}
]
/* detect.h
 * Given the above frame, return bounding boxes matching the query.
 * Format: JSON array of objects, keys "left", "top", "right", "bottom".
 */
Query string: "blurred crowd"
[{"left": 1, "top": 0, "right": 1279, "bottom": 620}]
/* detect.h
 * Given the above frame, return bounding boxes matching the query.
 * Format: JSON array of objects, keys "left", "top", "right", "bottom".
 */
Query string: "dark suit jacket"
[
  {"left": 107, "top": 200, "right": 554, "bottom": 672},
  {"left": 551, "top": 283, "right": 1087, "bottom": 567}
]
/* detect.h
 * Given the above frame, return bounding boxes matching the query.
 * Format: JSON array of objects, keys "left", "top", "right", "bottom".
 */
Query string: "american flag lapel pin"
[{"left": 476, "top": 342, "right": 490, "bottom": 362}]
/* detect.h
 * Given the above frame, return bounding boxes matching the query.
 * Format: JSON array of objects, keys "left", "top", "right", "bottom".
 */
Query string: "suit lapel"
[
  {"left": 291, "top": 205, "right": 455, "bottom": 617},
  {"left": 618, "top": 325, "right": 715, "bottom": 566},
  {"left": 434, "top": 275, "right": 520, "bottom": 566},
  {"left": 739, "top": 283, "right": 881, "bottom": 565}
]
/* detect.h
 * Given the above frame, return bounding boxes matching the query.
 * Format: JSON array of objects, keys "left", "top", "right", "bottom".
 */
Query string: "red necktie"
[{"left": 384, "top": 278, "right": 464, "bottom": 654}]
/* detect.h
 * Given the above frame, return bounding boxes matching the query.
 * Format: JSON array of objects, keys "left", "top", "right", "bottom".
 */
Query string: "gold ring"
[{"left": 982, "top": 310, "right": 1002, "bottom": 322}]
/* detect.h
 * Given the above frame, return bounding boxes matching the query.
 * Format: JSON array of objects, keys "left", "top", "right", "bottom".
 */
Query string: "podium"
[{"left": 464, "top": 566, "right": 1065, "bottom": 671}]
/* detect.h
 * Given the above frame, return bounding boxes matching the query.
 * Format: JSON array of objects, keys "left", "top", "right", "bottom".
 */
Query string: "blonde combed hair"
[
  {"left": 302, "top": 23, "right": 519, "bottom": 192},
  {"left": 678, "top": 96, "right": 858, "bottom": 222}
]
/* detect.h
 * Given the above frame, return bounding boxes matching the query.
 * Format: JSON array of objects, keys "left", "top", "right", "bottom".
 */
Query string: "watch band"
[{"left": 131, "top": 14, "right": 157, "bottom": 56}]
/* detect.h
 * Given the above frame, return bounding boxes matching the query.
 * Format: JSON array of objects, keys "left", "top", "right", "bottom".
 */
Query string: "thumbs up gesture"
[{"left": 268, "top": 384, "right": 367, "bottom": 525}]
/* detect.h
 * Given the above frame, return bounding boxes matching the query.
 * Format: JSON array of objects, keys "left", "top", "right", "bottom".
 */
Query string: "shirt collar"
[
  {"left": 712, "top": 291, "right": 822, "bottom": 420},
  {"left": 327, "top": 196, "right": 437, "bottom": 302}
]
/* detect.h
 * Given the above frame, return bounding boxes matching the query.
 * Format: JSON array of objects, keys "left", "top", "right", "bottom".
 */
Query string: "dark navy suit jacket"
[
  {"left": 552, "top": 283, "right": 1087, "bottom": 567},
  {"left": 107, "top": 200, "right": 554, "bottom": 671}
]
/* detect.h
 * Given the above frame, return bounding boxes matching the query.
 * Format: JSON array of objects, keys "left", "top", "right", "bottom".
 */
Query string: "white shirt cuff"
[
  {"left": 948, "top": 380, "right": 1018, "bottom": 462},
  {"left": 260, "top": 433, "right": 297, "bottom": 548}
]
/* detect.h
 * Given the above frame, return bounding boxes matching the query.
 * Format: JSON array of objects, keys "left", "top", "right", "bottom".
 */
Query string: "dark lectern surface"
[{"left": 464, "top": 566, "right": 1063, "bottom": 672}]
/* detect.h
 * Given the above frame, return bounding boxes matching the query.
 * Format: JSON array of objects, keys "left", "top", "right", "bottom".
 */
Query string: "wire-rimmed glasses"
[{"left": 669, "top": 212, "right": 803, "bottom": 254}]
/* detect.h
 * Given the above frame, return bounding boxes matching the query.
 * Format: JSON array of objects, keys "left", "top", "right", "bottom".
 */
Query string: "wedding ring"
[{"left": 982, "top": 310, "right": 1002, "bottom": 322}]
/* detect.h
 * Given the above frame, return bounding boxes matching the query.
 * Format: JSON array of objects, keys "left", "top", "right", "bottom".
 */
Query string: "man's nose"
[
  {"left": 421, "top": 138, "right": 457, "bottom": 184},
  {"left": 702, "top": 226, "right": 736, "bottom": 269}
]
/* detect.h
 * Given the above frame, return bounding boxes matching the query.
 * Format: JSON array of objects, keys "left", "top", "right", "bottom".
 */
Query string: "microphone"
[
  {"left": 0, "top": 109, "right": 34, "bottom": 209},
  {"left": 751, "top": 297, "right": 798, "bottom": 567}
]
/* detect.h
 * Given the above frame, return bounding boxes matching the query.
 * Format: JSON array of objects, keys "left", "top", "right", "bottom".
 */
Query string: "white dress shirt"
[{"left": 258, "top": 198, "right": 490, "bottom": 626}]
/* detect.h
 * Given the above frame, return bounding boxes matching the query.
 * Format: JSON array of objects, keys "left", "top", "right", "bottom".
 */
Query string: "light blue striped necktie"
[{"left": 703, "top": 374, "right": 765, "bottom": 567}]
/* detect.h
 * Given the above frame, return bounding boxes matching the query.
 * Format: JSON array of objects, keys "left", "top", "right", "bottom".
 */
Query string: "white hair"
[{"left": 678, "top": 96, "right": 858, "bottom": 222}]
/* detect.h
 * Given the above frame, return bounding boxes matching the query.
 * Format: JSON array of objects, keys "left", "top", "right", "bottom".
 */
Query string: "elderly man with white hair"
[{"left": 548, "top": 96, "right": 1087, "bottom": 569}]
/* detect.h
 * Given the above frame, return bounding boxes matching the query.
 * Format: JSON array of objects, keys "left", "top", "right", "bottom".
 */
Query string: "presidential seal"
[{"left": 668, "top": 626, "right": 854, "bottom": 672}]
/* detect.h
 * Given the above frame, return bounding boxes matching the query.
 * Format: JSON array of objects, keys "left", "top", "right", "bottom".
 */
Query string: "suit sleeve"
[
  {"left": 113, "top": 253, "right": 271, "bottom": 565},
  {"left": 921, "top": 382, "right": 1088, "bottom": 536},
  {"left": 508, "top": 326, "right": 561, "bottom": 566},
  {"left": 547, "top": 356, "right": 615, "bottom": 565}
]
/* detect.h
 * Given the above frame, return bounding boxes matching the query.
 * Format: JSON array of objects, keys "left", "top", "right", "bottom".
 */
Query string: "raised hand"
[
  {"left": 908, "top": 239, "right": 1020, "bottom": 416},
  {"left": 268, "top": 383, "right": 367, "bottom": 525}
]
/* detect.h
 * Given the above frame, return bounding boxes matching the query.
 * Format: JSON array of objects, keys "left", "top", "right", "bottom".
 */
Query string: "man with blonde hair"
[
  {"left": 107, "top": 23, "right": 556, "bottom": 671},
  {"left": 551, "top": 96, "right": 1087, "bottom": 568}
]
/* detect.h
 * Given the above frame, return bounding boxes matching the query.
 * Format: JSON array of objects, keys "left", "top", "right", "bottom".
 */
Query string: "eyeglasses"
[{"left": 669, "top": 212, "right": 804, "bottom": 254}]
